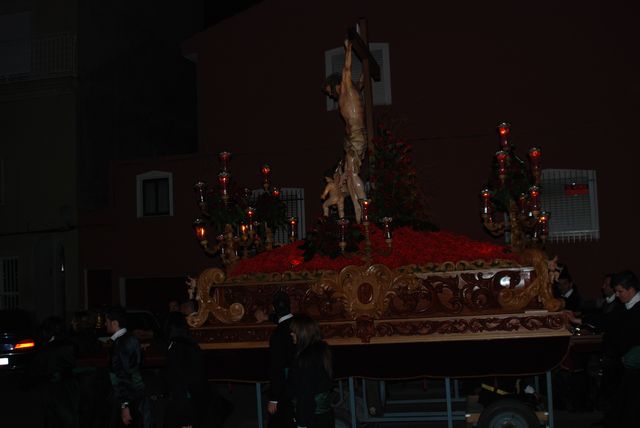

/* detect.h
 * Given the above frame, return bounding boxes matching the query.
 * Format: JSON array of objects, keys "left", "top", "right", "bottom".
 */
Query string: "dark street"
[{"left": 0, "top": 368, "right": 604, "bottom": 427}]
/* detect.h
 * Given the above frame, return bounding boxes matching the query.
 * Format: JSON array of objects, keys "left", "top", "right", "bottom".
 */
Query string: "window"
[
  {"left": 0, "top": 257, "right": 19, "bottom": 309},
  {"left": 251, "top": 187, "right": 306, "bottom": 246},
  {"left": 0, "top": 12, "right": 31, "bottom": 77},
  {"left": 136, "top": 171, "right": 174, "bottom": 217},
  {"left": 324, "top": 42, "right": 392, "bottom": 111},
  {"left": 540, "top": 169, "right": 600, "bottom": 242}
]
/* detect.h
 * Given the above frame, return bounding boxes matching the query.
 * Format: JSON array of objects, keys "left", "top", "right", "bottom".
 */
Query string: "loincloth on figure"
[{"left": 344, "top": 128, "right": 367, "bottom": 173}]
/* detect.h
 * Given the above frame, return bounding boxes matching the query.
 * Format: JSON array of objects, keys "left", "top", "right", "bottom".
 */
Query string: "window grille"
[
  {"left": 0, "top": 257, "right": 19, "bottom": 309},
  {"left": 325, "top": 42, "right": 392, "bottom": 111},
  {"left": 136, "top": 171, "right": 174, "bottom": 218},
  {"left": 540, "top": 169, "right": 599, "bottom": 242}
]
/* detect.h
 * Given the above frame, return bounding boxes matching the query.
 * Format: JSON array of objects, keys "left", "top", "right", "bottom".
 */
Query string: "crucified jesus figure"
[{"left": 324, "top": 39, "right": 367, "bottom": 223}]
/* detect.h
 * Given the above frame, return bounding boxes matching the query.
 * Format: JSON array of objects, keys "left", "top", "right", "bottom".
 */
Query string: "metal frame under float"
[{"left": 250, "top": 372, "right": 555, "bottom": 428}]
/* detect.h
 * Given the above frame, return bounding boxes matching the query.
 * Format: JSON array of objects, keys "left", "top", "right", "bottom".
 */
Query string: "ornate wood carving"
[
  {"left": 189, "top": 249, "right": 566, "bottom": 344},
  {"left": 497, "top": 248, "right": 564, "bottom": 312},
  {"left": 192, "top": 313, "right": 568, "bottom": 347},
  {"left": 371, "top": 314, "right": 567, "bottom": 339},
  {"left": 187, "top": 268, "right": 246, "bottom": 327}
]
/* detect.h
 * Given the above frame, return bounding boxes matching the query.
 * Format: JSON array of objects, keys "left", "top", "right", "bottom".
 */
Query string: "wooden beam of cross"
[{"left": 347, "top": 18, "right": 380, "bottom": 155}]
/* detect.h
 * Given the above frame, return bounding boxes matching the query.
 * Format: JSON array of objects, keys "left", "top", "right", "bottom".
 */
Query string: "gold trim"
[
  {"left": 314, "top": 264, "right": 422, "bottom": 320},
  {"left": 497, "top": 249, "right": 564, "bottom": 312},
  {"left": 187, "top": 268, "right": 246, "bottom": 327}
]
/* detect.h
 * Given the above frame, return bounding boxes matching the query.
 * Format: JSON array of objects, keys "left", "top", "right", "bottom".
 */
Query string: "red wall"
[
  {"left": 79, "top": 154, "right": 219, "bottom": 303},
  {"left": 81, "top": 0, "right": 639, "bottom": 303}
]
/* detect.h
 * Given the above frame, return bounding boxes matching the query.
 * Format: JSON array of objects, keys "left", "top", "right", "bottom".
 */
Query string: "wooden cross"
[{"left": 347, "top": 18, "right": 381, "bottom": 155}]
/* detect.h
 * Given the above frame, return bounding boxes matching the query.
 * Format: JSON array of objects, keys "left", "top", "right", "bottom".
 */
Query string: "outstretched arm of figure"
[{"left": 342, "top": 39, "right": 353, "bottom": 90}]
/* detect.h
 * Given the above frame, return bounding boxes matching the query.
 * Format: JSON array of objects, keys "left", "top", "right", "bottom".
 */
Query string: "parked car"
[{"left": 0, "top": 309, "right": 37, "bottom": 371}]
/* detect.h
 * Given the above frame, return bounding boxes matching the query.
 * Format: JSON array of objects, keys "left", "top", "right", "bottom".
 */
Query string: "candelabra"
[
  {"left": 480, "top": 123, "right": 549, "bottom": 251},
  {"left": 336, "top": 199, "right": 393, "bottom": 263},
  {"left": 192, "top": 151, "right": 287, "bottom": 266}
]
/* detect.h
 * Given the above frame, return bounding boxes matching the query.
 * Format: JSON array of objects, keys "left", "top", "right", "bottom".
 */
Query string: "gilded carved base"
[
  {"left": 193, "top": 312, "right": 569, "bottom": 349},
  {"left": 188, "top": 249, "right": 567, "bottom": 347},
  {"left": 186, "top": 268, "right": 245, "bottom": 328}
]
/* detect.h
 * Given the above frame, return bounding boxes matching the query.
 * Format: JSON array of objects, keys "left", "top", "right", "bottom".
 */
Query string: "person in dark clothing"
[
  {"left": 288, "top": 314, "right": 334, "bottom": 428},
  {"left": 604, "top": 270, "right": 640, "bottom": 428},
  {"left": 564, "top": 273, "right": 625, "bottom": 416},
  {"left": 164, "top": 311, "right": 205, "bottom": 427},
  {"left": 598, "top": 274, "right": 624, "bottom": 316},
  {"left": 105, "top": 306, "right": 149, "bottom": 428},
  {"left": 267, "top": 290, "right": 296, "bottom": 428},
  {"left": 555, "top": 267, "right": 582, "bottom": 313},
  {"left": 27, "top": 316, "right": 80, "bottom": 428},
  {"left": 163, "top": 311, "right": 232, "bottom": 428}
]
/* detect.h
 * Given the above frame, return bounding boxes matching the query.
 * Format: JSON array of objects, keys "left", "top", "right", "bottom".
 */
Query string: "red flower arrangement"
[{"left": 228, "top": 227, "right": 520, "bottom": 277}]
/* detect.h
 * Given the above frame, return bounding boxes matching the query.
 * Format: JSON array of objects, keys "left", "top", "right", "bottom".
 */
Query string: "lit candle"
[
  {"left": 536, "top": 211, "right": 550, "bottom": 241},
  {"left": 240, "top": 223, "right": 248, "bottom": 241},
  {"left": 289, "top": 216, "right": 298, "bottom": 242},
  {"left": 218, "top": 172, "right": 230, "bottom": 199},
  {"left": 528, "top": 185, "right": 540, "bottom": 213},
  {"left": 193, "top": 218, "right": 207, "bottom": 241},
  {"left": 480, "top": 188, "right": 493, "bottom": 218},
  {"left": 359, "top": 199, "right": 371, "bottom": 223},
  {"left": 381, "top": 217, "right": 393, "bottom": 247},
  {"left": 498, "top": 122, "right": 510, "bottom": 150},
  {"left": 528, "top": 147, "right": 542, "bottom": 165},
  {"left": 528, "top": 147, "right": 542, "bottom": 185},
  {"left": 247, "top": 207, "right": 255, "bottom": 231},
  {"left": 216, "top": 234, "right": 226, "bottom": 256},
  {"left": 495, "top": 150, "right": 509, "bottom": 168},
  {"left": 261, "top": 164, "right": 271, "bottom": 191},
  {"left": 495, "top": 150, "right": 509, "bottom": 185}
]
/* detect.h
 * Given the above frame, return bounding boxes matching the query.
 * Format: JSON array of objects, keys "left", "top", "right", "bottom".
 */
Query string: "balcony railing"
[{"left": 1, "top": 33, "right": 77, "bottom": 82}]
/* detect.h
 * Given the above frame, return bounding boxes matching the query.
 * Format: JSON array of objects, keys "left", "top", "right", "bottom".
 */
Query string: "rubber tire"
[{"left": 478, "top": 398, "right": 540, "bottom": 428}]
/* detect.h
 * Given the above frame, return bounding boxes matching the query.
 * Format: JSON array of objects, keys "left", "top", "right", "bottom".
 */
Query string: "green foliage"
[
  {"left": 201, "top": 181, "right": 287, "bottom": 241},
  {"left": 369, "top": 121, "right": 438, "bottom": 231},
  {"left": 299, "top": 216, "right": 363, "bottom": 260},
  {"left": 202, "top": 183, "right": 246, "bottom": 237},
  {"left": 254, "top": 192, "right": 288, "bottom": 231},
  {"left": 486, "top": 149, "right": 534, "bottom": 212}
]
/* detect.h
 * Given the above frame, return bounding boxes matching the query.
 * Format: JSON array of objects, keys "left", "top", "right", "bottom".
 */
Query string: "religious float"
[
  {"left": 187, "top": 120, "right": 568, "bottom": 384},
  {"left": 186, "top": 24, "right": 570, "bottom": 427}
]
